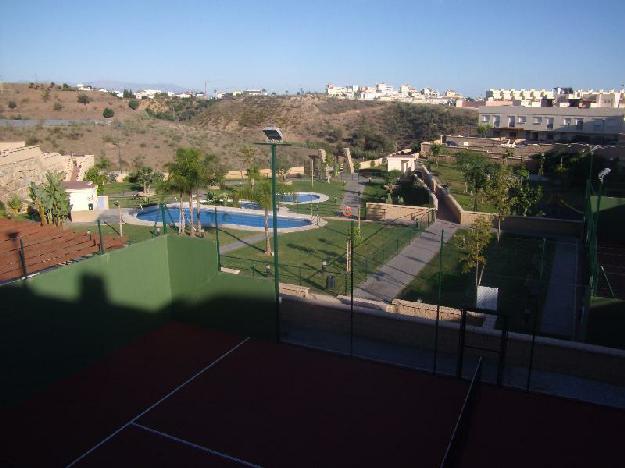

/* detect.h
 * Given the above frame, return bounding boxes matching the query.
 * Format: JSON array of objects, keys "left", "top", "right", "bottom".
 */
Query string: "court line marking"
[
  {"left": 66, "top": 337, "right": 250, "bottom": 467},
  {"left": 130, "top": 422, "right": 262, "bottom": 468}
]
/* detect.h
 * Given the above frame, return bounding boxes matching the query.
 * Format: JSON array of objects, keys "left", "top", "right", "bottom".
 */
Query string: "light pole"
[
  {"left": 257, "top": 127, "right": 290, "bottom": 343},
  {"left": 114, "top": 200, "right": 123, "bottom": 237},
  {"left": 592, "top": 168, "right": 611, "bottom": 294}
]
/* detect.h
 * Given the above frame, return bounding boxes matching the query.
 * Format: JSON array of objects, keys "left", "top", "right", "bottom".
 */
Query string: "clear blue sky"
[{"left": 1, "top": 0, "right": 624, "bottom": 96}]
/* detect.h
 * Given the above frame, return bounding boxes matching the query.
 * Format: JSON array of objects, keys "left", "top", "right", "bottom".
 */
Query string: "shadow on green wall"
[{"left": 1, "top": 269, "right": 276, "bottom": 409}]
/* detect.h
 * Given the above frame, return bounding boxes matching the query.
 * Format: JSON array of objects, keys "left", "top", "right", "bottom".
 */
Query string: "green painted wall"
[
  {"left": 167, "top": 235, "right": 218, "bottom": 298},
  {"left": 1, "top": 234, "right": 276, "bottom": 406},
  {"left": 25, "top": 235, "right": 173, "bottom": 311}
]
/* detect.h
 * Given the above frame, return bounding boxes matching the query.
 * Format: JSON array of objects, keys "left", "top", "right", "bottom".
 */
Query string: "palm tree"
[
  {"left": 238, "top": 180, "right": 291, "bottom": 255},
  {"left": 166, "top": 148, "right": 204, "bottom": 235}
]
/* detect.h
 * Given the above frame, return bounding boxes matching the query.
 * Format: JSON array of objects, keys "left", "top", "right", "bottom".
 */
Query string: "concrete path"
[
  {"left": 219, "top": 232, "right": 269, "bottom": 254},
  {"left": 354, "top": 219, "right": 459, "bottom": 303},
  {"left": 340, "top": 174, "right": 365, "bottom": 214},
  {"left": 540, "top": 240, "right": 578, "bottom": 338}
]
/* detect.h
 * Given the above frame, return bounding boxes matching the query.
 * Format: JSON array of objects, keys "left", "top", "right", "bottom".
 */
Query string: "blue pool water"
[
  {"left": 280, "top": 193, "right": 321, "bottom": 203},
  {"left": 240, "top": 192, "right": 321, "bottom": 209},
  {"left": 136, "top": 207, "right": 311, "bottom": 229}
]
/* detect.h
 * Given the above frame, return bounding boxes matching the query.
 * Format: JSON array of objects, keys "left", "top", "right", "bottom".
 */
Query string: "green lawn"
[
  {"left": 70, "top": 222, "right": 255, "bottom": 246},
  {"left": 400, "top": 231, "right": 554, "bottom": 333},
  {"left": 427, "top": 161, "right": 496, "bottom": 213},
  {"left": 221, "top": 219, "right": 418, "bottom": 295},
  {"left": 287, "top": 179, "right": 346, "bottom": 218}
]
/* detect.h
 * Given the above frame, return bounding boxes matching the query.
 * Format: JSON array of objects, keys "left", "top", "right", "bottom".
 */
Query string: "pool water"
[
  {"left": 137, "top": 207, "right": 311, "bottom": 229},
  {"left": 240, "top": 192, "right": 321, "bottom": 210},
  {"left": 280, "top": 193, "right": 321, "bottom": 203}
]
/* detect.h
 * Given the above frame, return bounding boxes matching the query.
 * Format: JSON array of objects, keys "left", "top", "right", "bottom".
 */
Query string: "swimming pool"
[
  {"left": 239, "top": 192, "right": 325, "bottom": 209},
  {"left": 136, "top": 206, "right": 312, "bottom": 229}
]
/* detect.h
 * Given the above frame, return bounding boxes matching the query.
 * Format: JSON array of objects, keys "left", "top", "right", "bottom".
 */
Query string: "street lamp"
[
  {"left": 113, "top": 200, "right": 123, "bottom": 237},
  {"left": 592, "top": 167, "right": 611, "bottom": 293},
  {"left": 256, "top": 126, "right": 291, "bottom": 343}
]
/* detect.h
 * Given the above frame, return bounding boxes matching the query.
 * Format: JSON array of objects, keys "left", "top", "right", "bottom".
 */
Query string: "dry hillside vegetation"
[{"left": 1, "top": 84, "right": 476, "bottom": 170}]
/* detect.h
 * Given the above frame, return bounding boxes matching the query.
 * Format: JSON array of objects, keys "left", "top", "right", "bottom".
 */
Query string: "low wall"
[
  {"left": 359, "top": 158, "right": 385, "bottom": 170},
  {"left": 281, "top": 296, "right": 625, "bottom": 387},
  {"left": 365, "top": 202, "right": 431, "bottom": 224},
  {"left": 70, "top": 209, "right": 101, "bottom": 223},
  {"left": 391, "top": 299, "right": 484, "bottom": 325},
  {"left": 501, "top": 216, "right": 583, "bottom": 238}
]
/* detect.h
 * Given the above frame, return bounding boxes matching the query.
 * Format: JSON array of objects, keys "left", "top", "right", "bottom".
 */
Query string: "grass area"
[
  {"left": 399, "top": 231, "right": 554, "bottom": 333},
  {"left": 362, "top": 180, "right": 388, "bottom": 205},
  {"left": 69, "top": 222, "right": 254, "bottom": 246},
  {"left": 221, "top": 219, "right": 419, "bottom": 295},
  {"left": 427, "top": 161, "right": 496, "bottom": 213},
  {"left": 287, "top": 179, "right": 346, "bottom": 217},
  {"left": 586, "top": 297, "right": 625, "bottom": 350}
]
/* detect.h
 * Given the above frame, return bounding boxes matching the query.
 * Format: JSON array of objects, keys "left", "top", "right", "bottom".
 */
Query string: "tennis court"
[{"left": 2, "top": 321, "right": 623, "bottom": 468}]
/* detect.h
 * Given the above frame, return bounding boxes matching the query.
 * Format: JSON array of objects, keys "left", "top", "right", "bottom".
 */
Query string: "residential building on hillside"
[
  {"left": 326, "top": 83, "right": 461, "bottom": 105},
  {"left": 479, "top": 106, "right": 625, "bottom": 143}
]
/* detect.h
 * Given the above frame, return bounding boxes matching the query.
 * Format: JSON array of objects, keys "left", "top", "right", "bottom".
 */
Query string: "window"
[
  {"left": 481, "top": 114, "right": 489, "bottom": 122},
  {"left": 508, "top": 116, "right": 515, "bottom": 127},
  {"left": 546, "top": 117, "right": 554, "bottom": 129},
  {"left": 593, "top": 119, "right": 604, "bottom": 130},
  {"left": 563, "top": 118, "right": 572, "bottom": 126},
  {"left": 575, "top": 118, "right": 584, "bottom": 130},
  {"left": 533, "top": 116, "right": 543, "bottom": 124},
  {"left": 518, "top": 116, "right": 527, "bottom": 124}
]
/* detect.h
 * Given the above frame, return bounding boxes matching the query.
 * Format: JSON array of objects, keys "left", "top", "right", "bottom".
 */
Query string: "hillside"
[{"left": 0, "top": 83, "right": 477, "bottom": 171}]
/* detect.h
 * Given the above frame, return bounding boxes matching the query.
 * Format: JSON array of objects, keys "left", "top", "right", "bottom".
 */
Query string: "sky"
[{"left": 1, "top": 0, "right": 624, "bottom": 97}]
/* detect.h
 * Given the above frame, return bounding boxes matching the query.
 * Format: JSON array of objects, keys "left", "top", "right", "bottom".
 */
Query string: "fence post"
[
  {"left": 433, "top": 229, "right": 444, "bottom": 374},
  {"left": 97, "top": 219, "right": 105, "bottom": 255},
  {"left": 497, "top": 314, "right": 509, "bottom": 387},
  {"left": 160, "top": 203, "right": 168, "bottom": 233},
  {"left": 214, "top": 207, "right": 221, "bottom": 270},
  {"left": 350, "top": 220, "right": 355, "bottom": 356},
  {"left": 19, "top": 237, "right": 28, "bottom": 278},
  {"left": 456, "top": 309, "right": 467, "bottom": 379}
]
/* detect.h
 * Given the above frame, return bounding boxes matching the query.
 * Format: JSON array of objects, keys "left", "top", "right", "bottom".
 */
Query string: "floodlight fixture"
[
  {"left": 262, "top": 126, "right": 284, "bottom": 142},
  {"left": 590, "top": 145, "right": 601, "bottom": 153},
  {"left": 598, "top": 168, "right": 611, "bottom": 183}
]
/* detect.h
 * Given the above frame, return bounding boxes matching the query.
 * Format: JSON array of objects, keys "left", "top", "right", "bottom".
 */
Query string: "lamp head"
[{"left": 262, "top": 126, "right": 283, "bottom": 142}]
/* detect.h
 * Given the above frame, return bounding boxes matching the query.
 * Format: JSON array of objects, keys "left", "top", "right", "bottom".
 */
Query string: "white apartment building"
[
  {"left": 327, "top": 83, "right": 460, "bottom": 105},
  {"left": 479, "top": 106, "right": 625, "bottom": 144}
]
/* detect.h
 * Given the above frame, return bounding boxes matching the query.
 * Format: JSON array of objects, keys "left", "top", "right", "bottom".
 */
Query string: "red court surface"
[{"left": 1, "top": 321, "right": 624, "bottom": 467}]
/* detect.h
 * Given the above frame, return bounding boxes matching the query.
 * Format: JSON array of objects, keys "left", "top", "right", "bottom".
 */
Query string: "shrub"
[
  {"left": 53, "top": 102, "right": 63, "bottom": 111},
  {"left": 77, "top": 94, "right": 91, "bottom": 105},
  {"left": 103, "top": 107, "right": 115, "bottom": 118},
  {"left": 8, "top": 100, "right": 17, "bottom": 109},
  {"left": 128, "top": 99, "right": 139, "bottom": 110}
]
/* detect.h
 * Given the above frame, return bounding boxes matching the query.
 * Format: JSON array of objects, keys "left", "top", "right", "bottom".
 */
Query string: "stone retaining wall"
[
  {"left": 281, "top": 296, "right": 625, "bottom": 386},
  {"left": 365, "top": 202, "right": 431, "bottom": 224}
]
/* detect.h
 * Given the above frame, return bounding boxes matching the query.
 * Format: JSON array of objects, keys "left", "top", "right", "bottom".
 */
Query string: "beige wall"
[
  {"left": 281, "top": 296, "right": 625, "bottom": 386},
  {"left": 365, "top": 202, "right": 431, "bottom": 224}
]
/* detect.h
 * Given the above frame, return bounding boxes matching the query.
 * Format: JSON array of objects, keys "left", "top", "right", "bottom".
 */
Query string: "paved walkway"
[
  {"left": 219, "top": 232, "right": 269, "bottom": 254},
  {"left": 540, "top": 240, "right": 578, "bottom": 339},
  {"left": 340, "top": 174, "right": 365, "bottom": 214},
  {"left": 354, "top": 219, "right": 459, "bottom": 303}
]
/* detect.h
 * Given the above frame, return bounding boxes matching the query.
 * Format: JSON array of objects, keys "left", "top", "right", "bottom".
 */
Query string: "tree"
[
  {"left": 166, "top": 148, "right": 204, "bottom": 235},
  {"left": 103, "top": 107, "right": 115, "bottom": 118},
  {"left": 29, "top": 172, "right": 71, "bottom": 226},
  {"left": 455, "top": 216, "right": 494, "bottom": 295},
  {"left": 123, "top": 89, "right": 135, "bottom": 99},
  {"left": 53, "top": 102, "right": 63, "bottom": 111},
  {"left": 238, "top": 180, "right": 290, "bottom": 255},
  {"left": 7, "top": 194, "right": 23, "bottom": 218},
  {"left": 77, "top": 94, "right": 91, "bottom": 106},
  {"left": 485, "top": 164, "right": 516, "bottom": 241},
  {"left": 430, "top": 143, "right": 442, "bottom": 167},
  {"left": 239, "top": 145, "right": 258, "bottom": 185},
  {"left": 128, "top": 99, "right": 140, "bottom": 110},
  {"left": 456, "top": 151, "right": 493, "bottom": 211},
  {"left": 8, "top": 100, "right": 17, "bottom": 109},
  {"left": 84, "top": 166, "right": 108, "bottom": 194},
  {"left": 133, "top": 166, "right": 164, "bottom": 195},
  {"left": 512, "top": 168, "right": 543, "bottom": 216},
  {"left": 477, "top": 123, "right": 491, "bottom": 138}
]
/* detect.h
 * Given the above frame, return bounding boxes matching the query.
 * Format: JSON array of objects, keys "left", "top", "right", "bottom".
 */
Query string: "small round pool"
[
  {"left": 136, "top": 207, "right": 311, "bottom": 229},
  {"left": 280, "top": 193, "right": 321, "bottom": 203}
]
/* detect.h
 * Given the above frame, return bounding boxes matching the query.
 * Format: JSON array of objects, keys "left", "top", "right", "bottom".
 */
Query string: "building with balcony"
[{"left": 479, "top": 106, "right": 625, "bottom": 144}]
